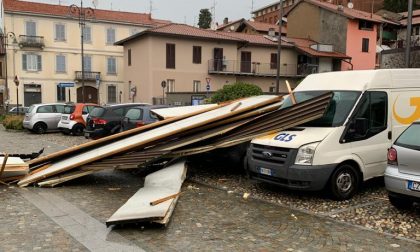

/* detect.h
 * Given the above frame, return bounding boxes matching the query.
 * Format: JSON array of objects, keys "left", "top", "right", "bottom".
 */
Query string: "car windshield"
[
  {"left": 281, "top": 91, "right": 361, "bottom": 127},
  {"left": 90, "top": 107, "right": 105, "bottom": 117},
  {"left": 63, "top": 105, "right": 75, "bottom": 114},
  {"left": 395, "top": 123, "right": 420, "bottom": 151}
]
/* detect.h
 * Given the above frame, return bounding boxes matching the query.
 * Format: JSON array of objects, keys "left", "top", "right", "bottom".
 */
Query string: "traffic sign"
[
  {"left": 206, "top": 84, "right": 210, "bottom": 91},
  {"left": 58, "top": 82, "right": 75, "bottom": 88}
]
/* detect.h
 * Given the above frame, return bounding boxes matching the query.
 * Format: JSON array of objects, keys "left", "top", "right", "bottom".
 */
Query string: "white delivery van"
[{"left": 246, "top": 69, "right": 420, "bottom": 200}]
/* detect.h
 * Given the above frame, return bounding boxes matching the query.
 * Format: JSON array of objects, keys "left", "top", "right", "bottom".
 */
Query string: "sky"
[{"left": 28, "top": 0, "right": 277, "bottom": 25}]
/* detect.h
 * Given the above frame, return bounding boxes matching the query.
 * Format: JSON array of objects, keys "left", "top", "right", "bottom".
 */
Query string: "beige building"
[
  {"left": 116, "top": 23, "right": 349, "bottom": 106},
  {"left": 0, "top": 0, "right": 167, "bottom": 108}
]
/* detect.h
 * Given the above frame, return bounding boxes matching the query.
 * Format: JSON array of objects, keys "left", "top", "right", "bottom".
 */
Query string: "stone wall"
[{"left": 380, "top": 47, "right": 420, "bottom": 68}]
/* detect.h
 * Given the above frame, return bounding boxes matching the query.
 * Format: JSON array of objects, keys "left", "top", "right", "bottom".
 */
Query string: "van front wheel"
[{"left": 329, "top": 164, "right": 360, "bottom": 201}]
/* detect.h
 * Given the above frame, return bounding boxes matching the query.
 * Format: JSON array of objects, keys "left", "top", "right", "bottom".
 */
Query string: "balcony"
[
  {"left": 75, "top": 71, "right": 101, "bottom": 81},
  {"left": 208, "top": 59, "right": 300, "bottom": 77},
  {"left": 297, "top": 63, "right": 319, "bottom": 76},
  {"left": 18, "top": 35, "right": 45, "bottom": 49}
]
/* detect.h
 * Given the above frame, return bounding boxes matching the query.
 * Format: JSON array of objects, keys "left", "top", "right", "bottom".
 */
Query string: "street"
[{"left": 0, "top": 127, "right": 419, "bottom": 251}]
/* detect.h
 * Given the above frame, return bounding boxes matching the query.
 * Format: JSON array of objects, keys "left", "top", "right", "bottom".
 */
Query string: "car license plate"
[
  {"left": 408, "top": 181, "right": 420, "bottom": 191},
  {"left": 85, "top": 132, "right": 90, "bottom": 137},
  {"left": 259, "top": 167, "right": 272, "bottom": 176}
]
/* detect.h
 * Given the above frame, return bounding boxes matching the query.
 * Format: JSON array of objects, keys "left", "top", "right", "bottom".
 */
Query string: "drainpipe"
[
  {"left": 405, "top": 0, "right": 413, "bottom": 68},
  {"left": 275, "top": 0, "right": 283, "bottom": 95}
]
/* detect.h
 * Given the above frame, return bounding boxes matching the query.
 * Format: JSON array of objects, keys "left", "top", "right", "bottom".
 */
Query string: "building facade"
[
  {"left": 1, "top": 0, "right": 167, "bottom": 108},
  {"left": 116, "top": 24, "right": 348, "bottom": 106}
]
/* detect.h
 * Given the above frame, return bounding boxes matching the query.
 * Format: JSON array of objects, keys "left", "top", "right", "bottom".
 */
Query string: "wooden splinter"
[
  {"left": 150, "top": 192, "right": 182, "bottom": 206},
  {"left": 286, "top": 80, "right": 297, "bottom": 105}
]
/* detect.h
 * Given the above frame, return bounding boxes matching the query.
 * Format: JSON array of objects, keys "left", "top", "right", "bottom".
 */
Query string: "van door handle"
[{"left": 388, "top": 131, "right": 392, "bottom": 140}]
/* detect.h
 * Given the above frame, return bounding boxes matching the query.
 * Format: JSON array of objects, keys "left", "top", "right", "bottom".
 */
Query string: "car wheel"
[
  {"left": 33, "top": 122, "right": 47, "bottom": 134},
  {"left": 72, "top": 124, "right": 85, "bottom": 136},
  {"left": 329, "top": 163, "right": 360, "bottom": 201},
  {"left": 388, "top": 194, "right": 412, "bottom": 209}
]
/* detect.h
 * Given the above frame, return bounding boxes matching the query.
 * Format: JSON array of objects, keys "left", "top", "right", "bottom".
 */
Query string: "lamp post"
[
  {"left": 3, "top": 31, "right": 17, "bottom": 111},
  {"left": 13, "top": 75, "right": 19, "bottom": 115},
  {"left": 69, "top": 1, "right": 95, "bottom": 103},
  {"left": 161, "top": 81, "right": 167, "bottom": 105},
  {"left": 275, "top": 0, "right": 283, "bottom": 95}
]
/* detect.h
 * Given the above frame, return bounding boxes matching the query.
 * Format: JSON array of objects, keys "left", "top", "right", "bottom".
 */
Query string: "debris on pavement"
[{"left": 0, "top": 156, "right": 29, "bottom": 181}]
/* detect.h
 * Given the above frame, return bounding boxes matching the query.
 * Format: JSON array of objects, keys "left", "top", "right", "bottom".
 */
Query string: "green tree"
[
  {"left": 211, "top": 82, "right": 263, "bottom": 103},
  {"left": 383, "top": 0, "right": 420, "bottom": 12},
  {"left": 198, "top": 9, "right": 212, "bottom": 29}
]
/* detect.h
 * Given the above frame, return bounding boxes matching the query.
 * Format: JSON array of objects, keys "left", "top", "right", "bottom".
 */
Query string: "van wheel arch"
[{"left": 328, "top": 160, "right": 363, "bottom": 200}]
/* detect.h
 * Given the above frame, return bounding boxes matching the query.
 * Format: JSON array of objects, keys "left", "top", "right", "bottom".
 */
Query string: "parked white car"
[
  {"left": 385, "top": 122, "right": 420, "bottom": 209},
  {"left": 23, "top": 103, "right": 65, "bottom": 134}
]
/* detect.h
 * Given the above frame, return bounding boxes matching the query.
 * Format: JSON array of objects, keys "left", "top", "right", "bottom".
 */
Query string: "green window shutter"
[
  {"left": 37, "top": 55, "right": 42, "bottom": 71},
  {"left": 22, "top": 54, "right": 27, "bottom": 70}
]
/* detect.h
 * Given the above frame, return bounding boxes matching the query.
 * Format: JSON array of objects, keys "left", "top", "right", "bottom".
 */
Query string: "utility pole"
[
  {"left": 70, "top": 0, "right": 95, "bottom": 103},
  {"left": 275, "top": 0, "right": 283, "bottom": 95},
  {"left": 405, "top": 0, "right": 413, "bottom": 68}
]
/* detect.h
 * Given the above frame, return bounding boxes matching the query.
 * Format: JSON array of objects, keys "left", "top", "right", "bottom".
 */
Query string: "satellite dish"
[{"left": 347, "top": 2, "right": 354, "bottom": 9}]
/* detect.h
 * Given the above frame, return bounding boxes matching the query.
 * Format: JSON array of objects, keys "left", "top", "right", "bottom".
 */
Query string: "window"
[
  {"left": 167, "top": 79, "right": 175, "bottom": 92},
  {"left": 269, "top": 86, "right": 276, "bottom": 93},
  {"left": 130, "top": 28, "right": 140, "bottom": 36},
  {"left": 107, "top": 86, "right": 117, "bottom": 103},
  {"left": 83, "top": 55, "right": 92, "bottom": 72},
  {"left": 193, "top": 46, "right": 202, "bottom": 64},
  {"left": 343, "top": 91, "right": 388, "bottom": 142},
  {"left": 57, "top": 85, "right": 66, "bottom": 102},
  {"left": 55, "top": 23, "right": 66, "bottom": 41},
  {"left": 22, "top": 54, "right": 42, "bottom": 71},
  {"left": 0, "top": 62, "right": 3, "bottom": 77},
  {"left": 359, "top": 20, "right": 374, "bottom": 30},
  {"left": 395, "top": 123, "right": 420, "bottom": 150},
  {"left": 106, "top": 28, "right": 115, "bottom": 44},
  {"left": 37, "top": 105, "right": 53, "bottom": 113},
  {"left": 55, "top": 105, "right": 65, "bottom": 113},
  {"left": 82, "top": 106, "right": 89, "bottom": 115},
  {"left": 193, "top": 80, "right": 201, "bottom": 92},
  {"left": 126, "top": 108, "right": 143, "bottom": 120},
  {"left": 270, "top": 53, "right": 277, "bottom": 69},
  {"left": 107, "top": 57, "right": 117, "bottom": 74},
  {"left": 128, "top": 49, "right": 132, "bottom": 66},
  {"left": 83, "top": 26, "right": 91, "bottom": 43},
  {"left": 362, "top": 38, "right": 369, "bottom": 52},
  {"left": 26, "top": 21, "right": 36, "bottom": 36},
  {"left": 56, "top": 55, "right": 66, "bottom": 73},
  {"left": 166, "top": 43, "right": 175, "bottom": 69}
]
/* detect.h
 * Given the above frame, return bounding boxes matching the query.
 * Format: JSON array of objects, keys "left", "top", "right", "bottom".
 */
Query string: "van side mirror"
[{"left": 354, "top": 118, "right": 368, "bottom": 136}]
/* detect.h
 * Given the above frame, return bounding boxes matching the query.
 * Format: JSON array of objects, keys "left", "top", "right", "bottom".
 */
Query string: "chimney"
[
  {"left": 268, "top": 28, "right": 276, "bottom": 37},
  {"left": 223, "top": 17, "right": 229, "bottom": 25},
  {"left": 337, "top": 4, "right": 344, "bottom": 12}
]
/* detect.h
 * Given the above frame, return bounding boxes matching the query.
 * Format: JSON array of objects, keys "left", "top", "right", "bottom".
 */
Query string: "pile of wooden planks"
[
  {"left": 17, "top": 93, "right": 333, "bottom": 188},
  {"left": 0, "top": 155, "right": 29, "bottom": 183}
]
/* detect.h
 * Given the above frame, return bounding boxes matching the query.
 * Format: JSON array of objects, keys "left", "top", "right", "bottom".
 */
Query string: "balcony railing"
[
  {"left": 18, "top": 35, "right": 45, "bottom": 49},
  {"left": 208, "top": 59, "right": 300, "bottom": 77},
  {"left": 297, "top": 63, "right": 319, "bottom": 76},
  {"left": 75, "top": 71, "right": 101, "bottom": 81}
]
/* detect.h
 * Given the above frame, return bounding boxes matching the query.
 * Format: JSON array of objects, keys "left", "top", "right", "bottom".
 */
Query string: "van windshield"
[{"left": 281, "top": 91, "right": 361, "bottom": 127}]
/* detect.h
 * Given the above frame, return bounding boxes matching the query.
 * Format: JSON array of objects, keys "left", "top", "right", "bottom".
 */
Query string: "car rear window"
[
  {"left": 28, "top": 105, "right": 35, "bottom": 113},
  {"left": 90, "top": 107, "right": 105, "bottom": 117},
  {"left": 395, "top": 123, "right": 420, "bottom": 151},
  {"left": 63, "top": 105, "right": 75, "bottom": 114},
  {"left": 125, "top": 108, "right": 143, "bottom": 120}
]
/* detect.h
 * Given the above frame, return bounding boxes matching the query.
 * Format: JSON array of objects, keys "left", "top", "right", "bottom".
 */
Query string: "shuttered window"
[
  {"left": 22, "top": 54, "right": 42, "bottom": 71},
  {"left": 270, "top": 53, "right": 277, "bottom": 69},
  {"left": 55, "top": 24, "right": 66, "bottom": 41},
  {"left": 106, "top": 28, "right": 115, "bottom": 44},
  {"left": 56, "top": 55, "right": 66, "bottom": 73},
  {"left": 166, "top": 43, "right": 175, "bottom": 69},
  {"left": 107, "top": 85, "right": 117, "bottom": 103},
  {"left": 83, "top": 55, "right": 92, "bottom": 72},
  {"left": 128, "top": 49, "right": 132, "bottom": 66},
  {"left": 83, "top": 26, "right": 91, "bottom": 43},
  {"left": 193, "top": 46, "right": 202, "bottom": 64},
  {"left": 107, "top": 57, "right": 116, "bottom": 74},
  {"left": 26, "top": 21, "right": 36, "bottom": 36}
]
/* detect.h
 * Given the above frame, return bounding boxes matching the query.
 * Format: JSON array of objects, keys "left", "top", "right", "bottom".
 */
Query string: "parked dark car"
[
  {"left": 84, "top": 103, "right": 149, "bottom": 139},
  {"left": 120, "top": 105, "right": 167, "bottom": 131}
]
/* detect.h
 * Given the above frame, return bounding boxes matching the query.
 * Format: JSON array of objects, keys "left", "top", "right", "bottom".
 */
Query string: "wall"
[
  {"left": 287, "top": 2, "right": 321, "bottom": 41},
  {"left": 344, "top": 19, "right": 377, "bottom": 70},
  {"left": 319, "top": 9, "right": 348, "bottom": 54},
  {"left": 4, "top": 12, "right": 147, "bottom": 106},
  {"left": 380, "top": 47, "right": 420, "bottom": 69},
  {"left": 318, "top": 57, "right": 332, "bottom": 73}
]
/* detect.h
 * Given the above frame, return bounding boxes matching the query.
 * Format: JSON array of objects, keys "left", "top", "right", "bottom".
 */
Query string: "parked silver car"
[
  {"left": 385, "top": 122, "right": 420, "bottom": 209},
  {"left": 23, "top": 103, "right": 66, "bottom": 134}
]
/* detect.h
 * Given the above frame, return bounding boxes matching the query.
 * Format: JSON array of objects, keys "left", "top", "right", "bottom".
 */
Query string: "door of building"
[
  {"left": 77, "top": 86, "right": 98, "bottom": 104},
  {"left": 24, "top": 84, "right": 42, "bottom": 106},
  {"left": 240, "top": 51, "right": 252, "bottom": 73},
  {"left": 213, "top": 48, "right": 224, "bottom": 71}
]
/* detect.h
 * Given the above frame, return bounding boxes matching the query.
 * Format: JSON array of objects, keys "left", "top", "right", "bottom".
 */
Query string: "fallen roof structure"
[{"left": 18, "top": 93, "right": 333, "bottom": 188}]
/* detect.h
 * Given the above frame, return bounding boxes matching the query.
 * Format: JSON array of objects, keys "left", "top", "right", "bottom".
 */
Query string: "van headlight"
[{"left": 295, "top": 142, "right": 320, "bottom": 166}]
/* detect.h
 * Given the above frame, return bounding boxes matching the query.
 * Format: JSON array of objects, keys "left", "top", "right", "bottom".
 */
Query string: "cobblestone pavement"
[{"left": 0, "top": 128, "right": 419, "bottom": 251}]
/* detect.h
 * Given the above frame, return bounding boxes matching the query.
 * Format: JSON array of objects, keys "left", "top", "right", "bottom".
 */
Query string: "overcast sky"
[{"left": 28, "top": 0, "right": 276, "bottom": 25}]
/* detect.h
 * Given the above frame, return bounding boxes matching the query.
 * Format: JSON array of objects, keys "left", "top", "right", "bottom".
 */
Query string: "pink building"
[{"left": 286, "top": 0, "right": 396, "bottom": 70}]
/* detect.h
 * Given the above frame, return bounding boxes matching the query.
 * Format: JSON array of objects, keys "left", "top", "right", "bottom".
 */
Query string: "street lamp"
[
  {"left": 69, "top": 1, "right": 95, "bottom": 103},
  {"left": 275, "top": 0, "right": 284, "bottom": 95},
  {"left": 3, "top": 31, "right": 17, "bottom": 111},
  {"left": 161, "top": 81, "right": 167, "bottom": 105},
  {"left": 13, "top": 75, "right": 19, "bottom": 115}
]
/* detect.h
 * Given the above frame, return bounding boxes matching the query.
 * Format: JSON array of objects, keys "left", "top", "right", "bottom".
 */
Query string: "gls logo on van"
[{"left": 274, "top": 133, "right": 296, "bottom": 142}]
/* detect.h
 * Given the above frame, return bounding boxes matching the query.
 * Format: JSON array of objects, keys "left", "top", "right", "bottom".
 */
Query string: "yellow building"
[{"left": 1, "top": 0, "right": 167, "bottom": 107}]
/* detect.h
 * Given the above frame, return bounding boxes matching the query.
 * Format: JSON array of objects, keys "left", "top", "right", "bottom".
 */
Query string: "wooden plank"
[
  {"left": 19, "top": 96, "right": 280, "bottom": 187},
  {"left": 150, "top": 192, "right": 182, "bottom": 206}
]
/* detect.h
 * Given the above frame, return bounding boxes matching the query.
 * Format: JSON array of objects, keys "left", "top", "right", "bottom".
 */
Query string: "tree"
[
  {"left": 211, "top": 82, "right": 263, "bottom": 103},
  {"left": 383, "top": 0, "right": 420, "bottom": 12},
  {"left": 198, "top": 9, "right": 212, "bottom": 29}
]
